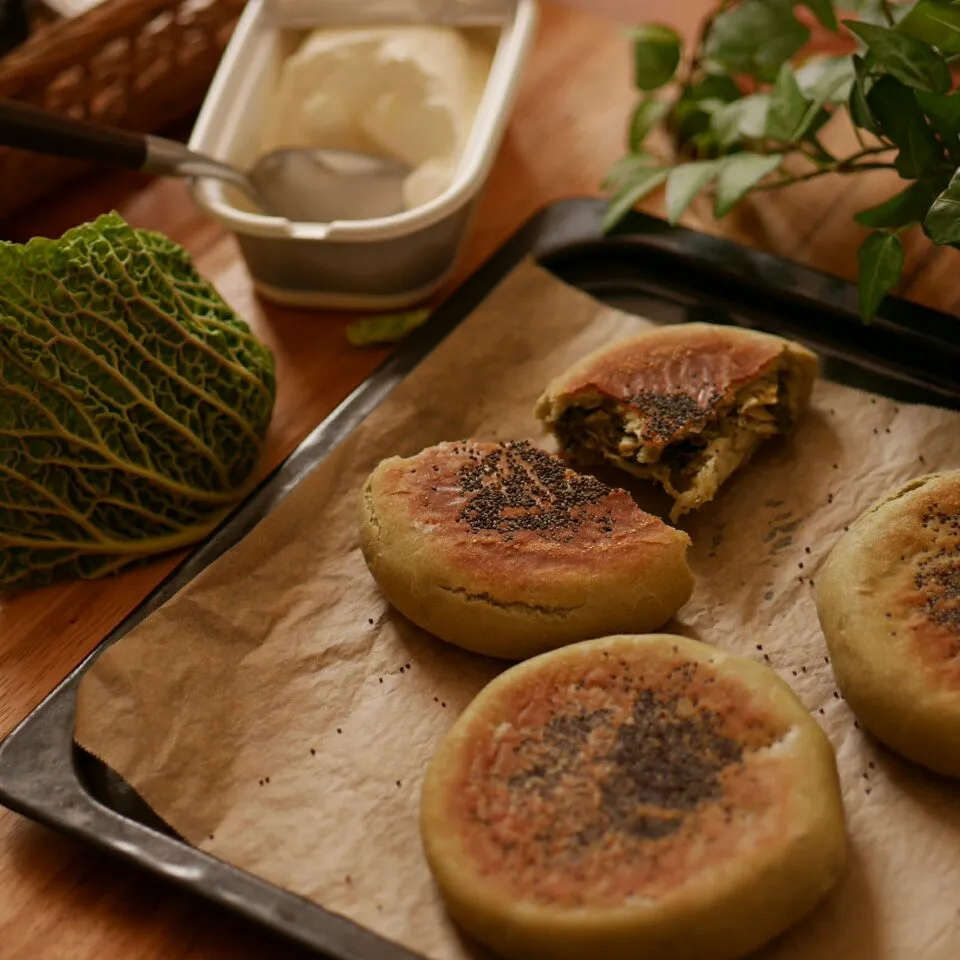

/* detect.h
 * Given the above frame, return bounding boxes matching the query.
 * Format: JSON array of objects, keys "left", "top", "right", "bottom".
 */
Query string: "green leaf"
[
  {"left": 629, "top": 98, "right": 670, "bottom": 152},
  {"left": 630, "top": 24, "right": 682, "bottom": 90},
  {"left": 924, "top": 167, "right": 960, "bottom": 243},
  {"left": 602, "top": 153, "right": 656, "bottom": 190},
  {"left": 897, "top": 0, "right": 960, "bottom": 56},
  {"left": 795, "top": 55, "right": 856, "bottom": 104},
  {"left": 665, "top": 161, "right": 720, "bottom": 223},
  {"left": 714, "top": 152, "right": 783, "bottom": 216},
  {"left": 346, "top": 309, "right": 431, "bottom": 346},
  {"left": 854, "top": 177, "right": 946, "bottom": 227},
  {"left": 844, "top": 19, "right": 951, "bottom": 92},
  {"left": 602, "top": 167, "right": 669, "bottom": 232},
  {"left": 867, "top": 75, "right": 944, "bottom": 178},
  {"left": 671, "top": 76, "right": 744, "bottom": 149},
  {"left": 805, "top": 135, "right": 838, "bottom": 164},
  {"left": 849, "top": 54, "right": 880, "bottom": 133},
  {"left": 766, "top": 63, "right": 811, "bottom": 141},
  {"left": 0, "top": 213, "right": 277, "bottom": 589},
  {"left": 800, "top": 0, "right": 839, "bottom": 31},
  {"left": 705, "top": 0, "right": 811, "bottom": 81},
  {"left": 684, "top": 73, "right": 743, "bottom": 104},
  {"left": 711, "top": 94, "right": 771, "bottom": 147},
  {"left": 915, "top": 89, "right": 960, "bottom": 154},
  {"left": 857, "top": 231, "right": 904, "bottom": 322}
]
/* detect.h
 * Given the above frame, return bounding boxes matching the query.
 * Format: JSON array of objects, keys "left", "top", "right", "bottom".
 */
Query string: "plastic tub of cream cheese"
[{"left": 188, "top": 0, "right": 538, "bottom": 310}]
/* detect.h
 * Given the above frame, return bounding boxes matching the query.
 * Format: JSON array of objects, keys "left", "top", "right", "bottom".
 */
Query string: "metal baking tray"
[{"left": 1, "top": 197, "right": 958, "bottom": 960}]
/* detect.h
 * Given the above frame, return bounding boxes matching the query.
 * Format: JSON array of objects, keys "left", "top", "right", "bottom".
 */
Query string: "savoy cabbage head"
[{"left": 0, "top": 213, "right": 277, "bottom": 589}]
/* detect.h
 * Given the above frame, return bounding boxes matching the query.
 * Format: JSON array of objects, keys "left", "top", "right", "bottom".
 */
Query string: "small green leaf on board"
[{"left": 346, "top": 309, "right": 432, "bottom": 346}]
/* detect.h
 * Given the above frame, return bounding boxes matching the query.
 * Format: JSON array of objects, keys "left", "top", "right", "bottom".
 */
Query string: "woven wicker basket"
[{"left": 0, "top": 0, "right": 246, "bottom": 222}]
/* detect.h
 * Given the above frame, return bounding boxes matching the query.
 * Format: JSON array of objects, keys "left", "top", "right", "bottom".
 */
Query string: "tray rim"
[{"left": 1, "top": 195, "right": 958, "bottom": 960}]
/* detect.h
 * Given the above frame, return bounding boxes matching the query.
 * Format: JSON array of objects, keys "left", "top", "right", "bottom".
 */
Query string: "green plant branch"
[{"left": 755, "top": 160, "right": 896, "bottom": 191}]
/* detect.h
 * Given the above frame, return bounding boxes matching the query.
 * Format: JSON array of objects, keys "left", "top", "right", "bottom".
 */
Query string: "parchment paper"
[{"left": 75, "top": 261, "right": 960, "bottom": 960}]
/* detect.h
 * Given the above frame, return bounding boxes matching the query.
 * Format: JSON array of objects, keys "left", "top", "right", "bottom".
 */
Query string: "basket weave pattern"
[{"left": 0, "top": 0, "right": 246, "bottom": 221}]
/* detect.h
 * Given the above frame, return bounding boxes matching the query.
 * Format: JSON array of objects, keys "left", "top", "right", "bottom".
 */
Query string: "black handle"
[
  {"left": 0, "top": 97, "right": 148, "bottom": 169},
  {"left": 0, "top": 0, "right": 30, "bottom": 57}
]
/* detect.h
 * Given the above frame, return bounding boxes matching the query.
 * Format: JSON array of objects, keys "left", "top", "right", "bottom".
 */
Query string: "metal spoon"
[{"left": 0, "top": 98, "right": 411, "bottom": 222}]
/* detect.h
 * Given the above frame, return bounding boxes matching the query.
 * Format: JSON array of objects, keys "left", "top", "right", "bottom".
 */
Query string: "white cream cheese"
[{"left": 260, "top": 25, "right": 494, "bottom": 212}]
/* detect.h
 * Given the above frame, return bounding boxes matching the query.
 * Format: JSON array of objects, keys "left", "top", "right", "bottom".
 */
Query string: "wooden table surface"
[{"left": 1, "top": 2, "right": 957, "bottom": 957}]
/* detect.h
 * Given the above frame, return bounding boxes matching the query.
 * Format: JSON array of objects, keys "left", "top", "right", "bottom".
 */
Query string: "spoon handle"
[{"left": 0, "top": 97, "right": 148, "bottom": 169}]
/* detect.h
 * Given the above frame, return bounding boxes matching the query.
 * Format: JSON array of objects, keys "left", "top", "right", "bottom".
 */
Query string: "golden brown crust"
[
  {"left": 816, "top": 471, "right": 960, "bottom": 777},
  {"left": 535, "top": 323, "right": 817, "bottom": 448},
  {"left": 358, "top": 441, "right": 694, "bottom": 660},
  {"left": 421, "top": 634, "right": 847, "bottom": 960}
]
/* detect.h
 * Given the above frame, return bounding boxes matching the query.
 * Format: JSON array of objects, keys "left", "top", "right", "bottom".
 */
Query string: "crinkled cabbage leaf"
[{"left": 0, "top": 213, "right": 276, "bottom": 588}]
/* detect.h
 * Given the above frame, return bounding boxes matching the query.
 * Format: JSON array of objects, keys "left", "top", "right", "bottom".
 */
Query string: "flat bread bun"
[
  {"left": 534, "top": 323, "right": 817, "bottom": 522},
  {"left": 420, "top": 634, "right": 847, "bottom": 960},
  {"left": 358, "top": 440, "right": 693, "bottom": 660},
  {"left": 816, "top": 470, "right": 960, "bottom": 778}
]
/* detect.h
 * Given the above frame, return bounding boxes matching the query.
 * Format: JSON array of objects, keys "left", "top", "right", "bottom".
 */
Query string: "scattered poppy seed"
[
  {"left": 310, "top": 748, "right": 316, "bottom": 756},
  {"left": 396, "top": 780, "right": 401, "bottom": 787},
  {"left": 799, "top": 562, "right": 804, "bottom": 569},
  {"left": 865, "top": 788, "right": 872, "bottom": 795},
  {"left": 399, "top": 667, "right": 405, "bottom": 674},
  {"left": 818, "top": 708, "right": 825, "bottom": 714},
  {"left": 337, "top": 728, "right": 342, "bottom": 734},
  {"left": 368, "top": 618, "right": 374, "bottom": 625},
  {"left": 265, "top": 777, "right": 270, "bottom": 784},
  {"left": 869, "top": 761, "right": 876, "bottom": 769},
  {"left": 805, "top": 546, "right": 811, "bottom": 554},
  {"left": 756, "top": 644, "right": 763, "bottom": 650},
  {"left": 441, "top": 702, "right": 447, "bottom": 708},
  {"left": 379, "top": 677, "right": 383, "bottom": 683},
  {"left": 801, "top": 666, "right": 807, "bottom": 673}
]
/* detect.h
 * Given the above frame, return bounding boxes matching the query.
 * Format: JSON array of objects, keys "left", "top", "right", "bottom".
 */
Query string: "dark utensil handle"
[
  {"left": 0, "top": 0, "right": 30, "bottom": 57},
  {"left": 0, "top": 97, "right": 147, "bottom": 169}
]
